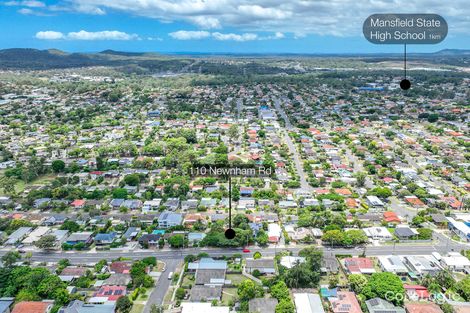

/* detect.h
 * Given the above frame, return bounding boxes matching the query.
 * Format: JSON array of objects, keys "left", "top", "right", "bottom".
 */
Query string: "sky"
[{"left": 0, "top": 0, "right": 469, "bottom": 54}]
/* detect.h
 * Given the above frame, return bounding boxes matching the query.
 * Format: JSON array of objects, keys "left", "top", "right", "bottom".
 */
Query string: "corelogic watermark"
[{"left": 385, "top": 290, "right": 461, "bottom": 305}]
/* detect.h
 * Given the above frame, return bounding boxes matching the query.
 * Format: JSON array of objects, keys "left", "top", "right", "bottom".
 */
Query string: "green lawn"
[
  {"left": 0, "top": 173, "right": 57, "bottom": 196},
  {"left": 226, "top": 274, "right": 250, "bottom": 286},
  {"left": 221, "top": 287, "right": 237, "bottom": 305},
  {"left": 130, "top": 303, "right": 145, "bottom": 313}
]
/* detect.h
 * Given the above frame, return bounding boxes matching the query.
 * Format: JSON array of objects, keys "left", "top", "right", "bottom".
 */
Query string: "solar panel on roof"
[
  {"left": 369, "top": 299, "right": 379, "bottom": 306},
  {"left": 115, "top": 290, "right": 123, "bottom": 295}
]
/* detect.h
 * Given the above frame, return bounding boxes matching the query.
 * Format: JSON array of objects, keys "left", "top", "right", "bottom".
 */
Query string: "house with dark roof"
[
  {"left": 366, "top": 298, "right": 405, "bottom": 313},
  {"left": 58, "top": 300, "right": 115, "bottom": 313},
  {"left": 94, "top": 232, "right": 117, "bottom": 245},
  {"left": 394, "top": 226, "right": 419, "bottom": 239},
  {"left": 190, "top": 285, "right": 222, "bottom": 302},
  {"left": 122, "top": 227, "right": 140, "bottom": 241},
  {"left": 158, "top": 211, "right": 182, "bottom": 228},
  {"left": 138, "top": 234, "right": 161, "bottom": 247},
  {"left": 248, "top": 298, "right": 278, "bottom": 313},
  {"left": 245, "top": 258, "right": 276, "bottom": 275},
  {"left": 65, "top": 232, "right": 93, "bottom": 246}
]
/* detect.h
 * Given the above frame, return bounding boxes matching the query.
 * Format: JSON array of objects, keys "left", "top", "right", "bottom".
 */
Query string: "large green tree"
[{"left": 361, "top": 272, "right": 405, "bottom": 305}]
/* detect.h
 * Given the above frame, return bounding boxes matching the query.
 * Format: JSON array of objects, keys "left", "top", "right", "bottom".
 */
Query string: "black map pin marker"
[
  {"left": 225, "top": 228, "right": 236, "bottom": 239},
  {"left": 400, "top": 44, "right": 411, "bottom": 90}
]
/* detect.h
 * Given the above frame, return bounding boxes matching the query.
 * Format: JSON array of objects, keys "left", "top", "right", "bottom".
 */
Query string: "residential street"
[{"left": 274, "top": 97, "right": 313, "bottom": 191}]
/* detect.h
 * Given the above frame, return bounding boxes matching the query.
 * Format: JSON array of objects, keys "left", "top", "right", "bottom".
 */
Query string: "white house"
[{"left": 363, "top": 227, "right": 393, "bottom": 241}]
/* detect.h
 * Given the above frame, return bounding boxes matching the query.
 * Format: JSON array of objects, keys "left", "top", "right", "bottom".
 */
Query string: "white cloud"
[
  {"left": 237, "top": 4, "right": 291, "bottom": 20},
  {"left": 35, "top": 30, "right": 140, "bottom": 40},
  {"left": 67, "top": 30, "right": 139, "bottom": 40},
  {"left": 190, "top": 16, "right": 221, "bottom": 29},
  {"left": 35, "top": 31, "right": 65, "bottom": 40},
  {"left": 56, "top": 0, "right": 470, "bottom": 37},
  {"left": 169, "top": 30, "right": 210, "bottom": 40},
  {"left": 5, "top": 0, "right": 45, "bottom": 7},
  {"left": 18, "top": 8, "right": 34, "bottom": 14},
  {"left": 212, "top": 32, "right": 258, "bottom": 41},
  {"left": 169, "top": 30, "right": 284, "bottom": 42}
]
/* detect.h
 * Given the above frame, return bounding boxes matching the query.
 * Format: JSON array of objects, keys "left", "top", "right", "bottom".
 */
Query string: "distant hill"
[
  {"left": 0, "top": 48, "right": 109, "bottom": 69},
  {"left": 0, "top": 48, "right": 468, "bottom": 70},
  {"left": 432, "top": 49, "right": 470, "bottom": 55},
  {"left": 99, "top": 49, "right": 148, "bottom": 57}
]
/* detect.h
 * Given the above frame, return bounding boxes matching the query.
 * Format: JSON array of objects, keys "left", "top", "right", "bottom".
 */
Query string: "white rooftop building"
[
  {"left": 181, "top": 302, "right": 229, "bottom": 313},
  {"left": 378, "top": 256, "right": 408, "bottom": 274},
  {"left": 294, "top": 293, "right": 325, "bottom": 313},
  {"left": 363, "top": 227, "right": 393, "bottom": 241},
  {"left": 440, "top": 252, "right": 470, "bottom": 272},
  {"left": 280, "top": 256, "right": 306, "bottom": 269}
]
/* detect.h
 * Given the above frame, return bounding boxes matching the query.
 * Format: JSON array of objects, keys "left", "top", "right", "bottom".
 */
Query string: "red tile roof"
[
  {"left": 71, "top": 199, "right": 86, "bottom": 207},
  {"left": 383, "top": 212, "right": 400, "bottom": 223},
  {"left": 344, "top": 257, "right": 374, "bottom": 274},
  {"left": 330, "top": 291, "right": 362, "bottom": 313},
  {"left": 405, "top": 196, "right": 425, "bottom": 207},
  {"left": 405, "top": 303, "right": 443, "bottom": 313},
  {"left": 94, "top": 285, "right": 127, "bottom": 301},
  {"left": 12, "top": 301, "right": 52, "bottom": 313},
  {"left": 335, "top": 188, "right": 352, "bottom": 196},
  {"left": 110, "top": 261, "right": 132, "bottom": 274}
]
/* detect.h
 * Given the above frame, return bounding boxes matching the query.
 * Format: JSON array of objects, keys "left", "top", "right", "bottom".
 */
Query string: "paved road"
[
  {"left": 273, "top": 97, "right": 312, "bottom": 191},
  {"left": 390, "top": 197, "right": 418, "bottom": 221},
  {"left": 3, "top": 238, "right": 467, "bottom": 264},
  {"left": 343, "top": 145, "right": 374, "bottom": 189},
  {"left": 384, "top": 137, "right": 456, "bottom": 195},
  {"left": 143, "top": 258, "right": 180, "bottom": 312}
]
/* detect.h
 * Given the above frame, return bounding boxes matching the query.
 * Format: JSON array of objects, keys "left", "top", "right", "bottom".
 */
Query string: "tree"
[
  {"left": 1, "top": 251, "right": 21, "bottom": 267},
  {"left": 60, "top": 220, "right": 80, "bottom": 232},
  {"left": 369, "top": 187, "right": 392, "bottom": 198},
  {"left": 348, "top": 274, "right": 368, "bottom": 293},
  {"left": 113, "top": 188, "right": 128, "bottom": 199},
  {"left": 275, "top": 299, "right": 295, "bottom": 313},
  {"left": 345, "top": 230, "right": 368, "bottom": 245},
  {"left": 142, "top": 257, "right": 157, "bottom": 267},
  {"left": 51, "top": 160, "right": 65, "bottom": 173},
  {"left": 427, "top": 114, "right": 439, "bottom": 123},
  {"left": 253, "top": 252, "right": 262, "bottom": 259},
  {"left": 124, "top": 174, "right": 140, "bottom": 186},
  {"left": 35, "top": 235, "right": 57, "bottom": 250},
  {"left": 175, "top": 287, "right": 185, "bottom": 300},
  {"left": 168, "top": 234, "right": 184, "bottom": 248},
  {"left": 322, "top": 230, "right": 345, "bottom": 246},
  {"left": 456, "top": 276, "right": 470, "bottom": 301},
  {"left": 237, "top": 279, "right": 264, "bottom": 301},
  {"left": 354, "top": 172, "right": 366, "bottom": 187},
  {"left": 361, "top": 272, "right": 405, "bottom": 305},
  {"left": 116, "top": 295, "right": 132, "bottom": 313},
  {"left": 228, "top": 124, "right": 239, "bottom": 140},
  {"left": 271, "top": 281, "right": 290, "bottom": 301},
  {"left": 256, "top": 230, "right": 269, "bottom": 246},
  {"left": 0, "top": 176, "right": 16, "bottom": 195},
  {"left": 417, "top": 228, "right": 433, "bottom": 240},
  {"left": 284, "top": 262, "right": 319, "bottom": 288}
]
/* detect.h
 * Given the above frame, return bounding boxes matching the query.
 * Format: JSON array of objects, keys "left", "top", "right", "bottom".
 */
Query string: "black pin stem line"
[
  {"left": 404, "top": 43, "right": 407, "bottom": 80},
  {"left": 400, "top": 44, "right": 411, "bottom": 90},
  {"left": 228, "top": 175, "right": 232, "bottom": 229}
]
